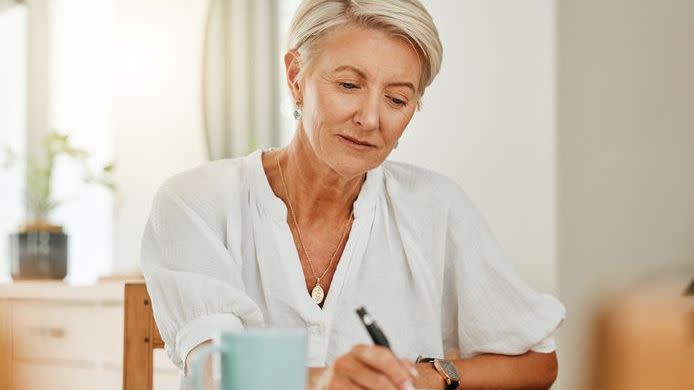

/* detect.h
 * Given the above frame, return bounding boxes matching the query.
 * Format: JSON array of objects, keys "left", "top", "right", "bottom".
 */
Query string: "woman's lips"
[{"left": 337, "top": 134, "right": 376, "bottom": 150}]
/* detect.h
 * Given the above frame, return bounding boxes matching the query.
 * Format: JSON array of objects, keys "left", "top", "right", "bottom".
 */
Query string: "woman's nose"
[{"left": 353, "top": 93, "right": 380, "bottom": 131}]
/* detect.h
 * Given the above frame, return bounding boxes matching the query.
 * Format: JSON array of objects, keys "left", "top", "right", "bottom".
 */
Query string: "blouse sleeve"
[
  {"left": 444, "top": 185, "right": 565, "bottom": 358},
  {"left": 140, "top": 182, "right": 264, "bottom": 370}
]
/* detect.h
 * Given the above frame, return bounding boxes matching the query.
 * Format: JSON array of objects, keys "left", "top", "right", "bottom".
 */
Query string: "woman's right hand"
[{"left": 313, "top": 344, "right": 417, "bottom": 390}]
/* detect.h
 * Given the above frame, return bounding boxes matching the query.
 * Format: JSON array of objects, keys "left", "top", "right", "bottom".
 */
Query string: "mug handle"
[{"left": 191, "top": 345, "right": 225, "bottom": 390}]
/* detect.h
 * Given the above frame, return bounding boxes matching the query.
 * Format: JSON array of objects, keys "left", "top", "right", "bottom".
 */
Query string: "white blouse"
[{"left": 140, "top": 150, "right": 565, "bottom": 387}]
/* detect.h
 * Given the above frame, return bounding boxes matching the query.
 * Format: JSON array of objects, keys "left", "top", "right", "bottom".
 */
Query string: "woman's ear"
[{"left": 284, "top": 50, "right": 302, "bottom": 102}]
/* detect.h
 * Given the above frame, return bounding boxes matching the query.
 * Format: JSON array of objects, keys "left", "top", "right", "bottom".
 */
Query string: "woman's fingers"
[
  {"left": 325, "top": 356, "right": 377, "bottom": 390},
  {"left": 349, "top": 345, "right": 415, "bottom": 389},
  {"left": 333, "top": 354, "right": 399, "bottom": 390},
  {"left": 400, "top": 359, "right": 419, "bottom": 378},
  {"left": 333, "top": 375, "right": 369, "bottom": 390},
  {"left": 315, "top": 345, "right": 416, "bottom": 390}
]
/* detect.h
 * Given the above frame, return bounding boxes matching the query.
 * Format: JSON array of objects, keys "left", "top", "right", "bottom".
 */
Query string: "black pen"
[
  {"left": 356, "top": 306, "right": 390, "bottom": 348},
  {"left": 356, "top": 306, "right": 420, "bottom": 387}
]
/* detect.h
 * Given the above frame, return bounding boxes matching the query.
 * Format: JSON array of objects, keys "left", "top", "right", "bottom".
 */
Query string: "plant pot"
[{"left": 9, "top": 223, "right": 68, "bottom": 280}]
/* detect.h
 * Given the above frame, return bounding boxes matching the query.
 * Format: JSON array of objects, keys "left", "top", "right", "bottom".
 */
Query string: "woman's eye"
[
  {"left": 340, "top": 82, "right": 358, "bottom": 90},
  {"left": 389, "top": 97, "right": 407, "bottom": 106}
]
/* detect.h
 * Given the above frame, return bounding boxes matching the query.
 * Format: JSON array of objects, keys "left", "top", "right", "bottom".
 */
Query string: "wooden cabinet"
[
  {"left": 1, "top": 301, "right": 11, "bottom": 388},
  {"left": 12, "top": 363, "right": 98, "bottom": 390},
  {"left": 12, "top": 302, "right": 99, "bottom": 363},
  {"left": 0, "top": 282, "right": 180, "bottom": 390}
]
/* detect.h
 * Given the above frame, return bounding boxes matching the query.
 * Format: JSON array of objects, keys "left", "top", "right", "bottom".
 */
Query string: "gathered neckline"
[{"left": 246, "top": 149, "right": 383, "bottom": 222}]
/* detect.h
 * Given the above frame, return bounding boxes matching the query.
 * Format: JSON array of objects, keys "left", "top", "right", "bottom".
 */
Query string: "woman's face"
[{"left": 288, "top": 24, "right": 422, "bottom": 177}]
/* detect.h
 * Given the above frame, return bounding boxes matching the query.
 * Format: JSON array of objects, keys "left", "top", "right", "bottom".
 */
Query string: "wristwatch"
[{"left": 416, "top": 356, "right": 461, "bottom": 390}]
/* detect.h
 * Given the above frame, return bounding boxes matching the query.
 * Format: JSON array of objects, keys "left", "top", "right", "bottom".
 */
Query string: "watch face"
[{"left": 438, "top": 360, "right": 461, "bottom": 381}]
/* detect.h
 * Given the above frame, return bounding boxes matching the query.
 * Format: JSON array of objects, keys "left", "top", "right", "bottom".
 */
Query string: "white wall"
[
  {"left": 405, "top": 4, "right": 694, "bottom": 390},
  {"left": 556, "top": 1, "right": 694, "bottom": 389},
  {"left": 112, "top": 0, "right": 208, "bottom": 273},
  {"left": 392, "top": 0, "right": 558, "bottom": 294}
]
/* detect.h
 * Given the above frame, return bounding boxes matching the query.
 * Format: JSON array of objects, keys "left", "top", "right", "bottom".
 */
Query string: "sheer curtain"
[
  {"left": 277, "top": 0, "right": 303, "bottom": 145},
  {"left": 203, "top": 0, "right": 283, "bottom": 159}
]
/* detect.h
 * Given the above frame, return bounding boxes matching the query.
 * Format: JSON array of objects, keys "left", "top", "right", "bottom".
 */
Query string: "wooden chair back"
[
  {"left": 590, "top": 280, "right": 694, "bottom": 390},
  {"left": 123, "top": 282, "right": 165, "bottom": 390}
]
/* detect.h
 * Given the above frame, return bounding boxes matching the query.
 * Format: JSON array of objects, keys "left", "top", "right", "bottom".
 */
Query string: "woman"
[{"left": 141, "top": 1, "right": 565, "bottom": 389}]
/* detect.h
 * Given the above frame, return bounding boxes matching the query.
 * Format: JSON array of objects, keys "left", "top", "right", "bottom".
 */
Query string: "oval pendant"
[{"left": 311, "top": 285, "right": 325, "bottom": 305}]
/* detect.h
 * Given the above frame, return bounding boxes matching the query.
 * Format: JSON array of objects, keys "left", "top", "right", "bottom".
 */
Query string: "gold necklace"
[{"left": 275, "top": 153, "right": 353, "bottom": 305}]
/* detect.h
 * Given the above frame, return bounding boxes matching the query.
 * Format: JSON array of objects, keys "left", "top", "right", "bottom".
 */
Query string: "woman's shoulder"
[
  {"left": 162, "top": 157, "right": 244, "bottom": 193},
  {"left": 380, "top": 159, "right": 467, "bottom": 205},
  {"left": 153, "top": 153, "right": 257, "bottom": 213}
]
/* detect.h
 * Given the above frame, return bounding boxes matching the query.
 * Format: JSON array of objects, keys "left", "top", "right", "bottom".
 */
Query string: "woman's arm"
[
  {"left": 185, "top": 340, "right": 214, "bottom": 389},
  {"left": 415, "top": 351, "right": 558, "bottom": 390},
  {"left": 308, "top": 346, "right": 556, "bottom": 390}
]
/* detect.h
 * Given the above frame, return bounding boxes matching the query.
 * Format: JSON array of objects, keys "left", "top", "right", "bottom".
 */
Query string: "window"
[
  {"left": 0, "top": 0, "right": 113, "bottom": 283},
  {"left": 49, "top": 0, "right": 114, "bottom": 283},
  {"left": 0, "top": 4, "right": 27, "bottom": 282}
]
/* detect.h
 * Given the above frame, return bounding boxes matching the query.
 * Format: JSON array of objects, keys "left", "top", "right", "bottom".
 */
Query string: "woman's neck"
[{"left": 274, "top": 129, "right": 364, "bottom": 225}]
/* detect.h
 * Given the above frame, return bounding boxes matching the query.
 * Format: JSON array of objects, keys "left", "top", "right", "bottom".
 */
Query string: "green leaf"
[{"left": 9, "top": 131, "right": 118, "bottom": 219}]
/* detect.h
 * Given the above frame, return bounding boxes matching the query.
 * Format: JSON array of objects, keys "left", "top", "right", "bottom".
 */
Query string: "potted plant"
[{"left": 2, "top": 132, "right": 115, "bottom": 280}]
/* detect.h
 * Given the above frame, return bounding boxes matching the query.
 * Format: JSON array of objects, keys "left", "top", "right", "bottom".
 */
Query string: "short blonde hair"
[{"left": 287, "top": 0, "right": 443, "bottom": 98}]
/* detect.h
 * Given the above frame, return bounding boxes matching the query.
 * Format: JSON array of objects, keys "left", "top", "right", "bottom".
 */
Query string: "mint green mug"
[{"left": 192, "top": 328, "right": 308, "bottom": 390}]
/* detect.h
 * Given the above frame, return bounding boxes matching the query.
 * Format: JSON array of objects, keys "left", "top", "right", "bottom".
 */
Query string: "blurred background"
[{"left": 0, "top": 0, "right": 692, "bottom": 389}]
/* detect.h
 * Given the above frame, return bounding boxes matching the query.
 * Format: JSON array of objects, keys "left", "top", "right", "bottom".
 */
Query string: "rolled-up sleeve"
[
  {"left": 140, "top": 183, "right": 264, "bottom": 369},
  {"left": 445, "top": 185, "right": 566, "bottom": 358}
]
